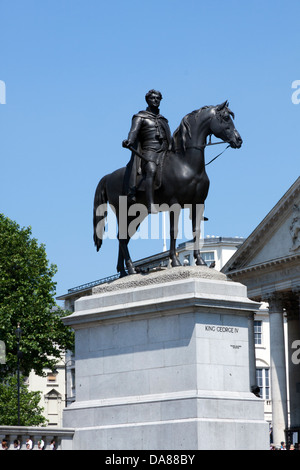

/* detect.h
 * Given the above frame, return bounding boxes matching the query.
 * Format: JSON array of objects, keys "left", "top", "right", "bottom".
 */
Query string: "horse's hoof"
[
  {"left": 126, "top": 262, "right": 137, "bottom": 275},
  {"left": 196, "top": 258, "right": 207, "bottom": 266},
  {"left": 171, "top": 258, "right": 181, "bottom": 267},
  {"left": 119, "top": 271, "right": 128, "bottom": 278},
  {"left": 128, "top": 268, "right": 137, "bottom": 275}
]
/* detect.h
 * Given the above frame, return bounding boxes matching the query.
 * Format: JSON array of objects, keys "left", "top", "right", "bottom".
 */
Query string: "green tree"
[
  {"left": 0, "top": 375, "right": 47, "bottom": 426},
  {"left": 0, "top": 214, "right": 74, "bottom": 379}
]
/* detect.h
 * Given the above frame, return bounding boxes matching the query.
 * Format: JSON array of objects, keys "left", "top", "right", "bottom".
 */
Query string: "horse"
[{"left": 93, "top": 101, "right": 242, "bottom": 277}]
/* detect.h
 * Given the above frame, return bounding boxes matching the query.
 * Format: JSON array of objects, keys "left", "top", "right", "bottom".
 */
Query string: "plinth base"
[{"left": 63, "top": 267, "right": 269, "bottom": 450}]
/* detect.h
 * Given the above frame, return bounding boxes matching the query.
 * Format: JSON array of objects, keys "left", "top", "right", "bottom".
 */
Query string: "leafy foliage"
[
  {"left": 0, "top": 214, "right": 74, "bottom": 379},
  {"left": 0, "top": 375, "right": 47, "bottom": 426}
]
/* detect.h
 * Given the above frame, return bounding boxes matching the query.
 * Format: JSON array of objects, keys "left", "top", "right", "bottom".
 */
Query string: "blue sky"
[{"left": 0, "top": 0, "right": 299, "bottom": 300}]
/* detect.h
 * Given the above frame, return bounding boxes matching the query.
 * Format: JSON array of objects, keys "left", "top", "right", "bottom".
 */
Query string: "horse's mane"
[
  {"left": 173, "top": 103, "right": 235, "bottom": 152},
  {"left": 173, "top": 106, "right": 211, "bottom": 152}
]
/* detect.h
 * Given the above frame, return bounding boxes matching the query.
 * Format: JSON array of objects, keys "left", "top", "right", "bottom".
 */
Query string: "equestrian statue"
[{"left": 93, "top": 90, "right": 243, "bottom": 277}]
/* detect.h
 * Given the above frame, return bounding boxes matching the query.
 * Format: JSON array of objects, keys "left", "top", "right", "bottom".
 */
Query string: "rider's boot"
[{"left": 145, "top": 175, "right": 158, "bottom": 214}]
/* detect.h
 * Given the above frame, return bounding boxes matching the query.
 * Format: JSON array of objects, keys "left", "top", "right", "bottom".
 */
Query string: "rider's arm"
[{"left": 126, "top": 115, "right": 143, "bottom": 147}]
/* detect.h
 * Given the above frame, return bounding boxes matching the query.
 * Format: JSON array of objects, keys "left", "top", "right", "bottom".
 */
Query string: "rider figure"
[{"left": 122, "top": 90, "right": 172, "bottom": 214}]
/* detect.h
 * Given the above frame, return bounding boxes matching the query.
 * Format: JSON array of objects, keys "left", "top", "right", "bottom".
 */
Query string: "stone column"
[
  {"left": 286, "top": 289, "right": 300, "bottom": 428},
  {"left": 268, "top": 294, "right": 288, "bottom": 445}
]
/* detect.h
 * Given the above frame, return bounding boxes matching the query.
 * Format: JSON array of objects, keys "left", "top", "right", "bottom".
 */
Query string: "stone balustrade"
[{"left": 0, "top": 426, "right": 74, "bottom": 450}]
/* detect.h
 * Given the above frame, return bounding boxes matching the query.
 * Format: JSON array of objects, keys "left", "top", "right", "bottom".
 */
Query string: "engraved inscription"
[{"left": 205, "top": 325, "right": 239, "bottom": 333}]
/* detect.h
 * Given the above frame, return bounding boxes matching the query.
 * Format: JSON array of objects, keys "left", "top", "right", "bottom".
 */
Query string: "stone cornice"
[
  {"left": 63, "top": 269, "right": 260, "bottom": 329},
  {"left": 226, "top": 254, "right": 300, "bottom": 301},
  {"left": 227, "top": 253, "right": 300, "bottom": 278}
]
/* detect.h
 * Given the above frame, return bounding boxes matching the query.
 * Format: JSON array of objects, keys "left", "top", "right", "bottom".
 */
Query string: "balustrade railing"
[{"left": 0, "top": 426, "right": 74, "bottom": 450}]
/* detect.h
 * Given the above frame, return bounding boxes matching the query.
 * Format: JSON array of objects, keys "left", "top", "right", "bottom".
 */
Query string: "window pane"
[
  {"left": 254, "top": 320, "right": 262, "bottom": 345},
  {"left": 265, "top": 369, "right": 270, "bottom": 400},
  {"left": 47, "top": 372, "right": 57, "bottom": 382},
  {"left": 256, "top": 368, "right": 263, "bottom": 387},
  {"left": 202, "top": 252, "right": 215, "bottom": 267},
  {"left": 202, "top": 252, "right": 214, "bottom": 261},
  {"left": 255, "top": 368, "right": 270, "bottom": 400}
]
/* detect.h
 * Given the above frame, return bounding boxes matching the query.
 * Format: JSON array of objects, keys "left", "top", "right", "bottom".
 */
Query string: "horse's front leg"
[
  {"left": 169, "top": 206, "right": 181, "bottom": 267},
  {"left": 118, "top": 239, "right": 136, "bottom": 274},
  {"left": 117, "top": 220, "right": 136, "bottom": 275},
  {"left": 117, "top": 207, "right": 137, "bottom": 275},
  {"left": 191, "top": 203, "right": 206, "bottom": 266}
]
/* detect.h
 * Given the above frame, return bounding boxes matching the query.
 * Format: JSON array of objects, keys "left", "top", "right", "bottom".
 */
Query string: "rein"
[
  {"left": 186, "top": 137, "right": 230, "bottom": 166},
  {"left": 129, "top": 137, "right": 231, "bottom": 167},
  {"left": 205, "top": 142, "right": 230, "bottom": 166}
]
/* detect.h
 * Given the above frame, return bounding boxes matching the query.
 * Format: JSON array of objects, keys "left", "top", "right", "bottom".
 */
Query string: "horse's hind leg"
[
  {"left": 191, "top": 203, "right": 206, "bottom": 266},
  {"left": 116, "top": 244, "right": 127, "bottom": 277},
  {"left": 169, "top": 205, "right": 181, "bottom": 267},
  {"left": 119, "top": 239, "right": 136, "bottom": 274},
  {"left": 116, "top": 211, "right": 137, "bottom": 275},
  {"left": 117, "top": 226, "right": 136, "bottom": 275}
]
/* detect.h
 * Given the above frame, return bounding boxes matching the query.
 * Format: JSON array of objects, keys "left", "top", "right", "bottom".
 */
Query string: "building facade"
[
  {"left": 222, "top": 177, "right": 300, "bottom": 446},
  {"left": 27, "top": 351, "right": 75, "bottom": 427},
  {"left": 27, "top": 363, "right": 65, "bottom": 427}
]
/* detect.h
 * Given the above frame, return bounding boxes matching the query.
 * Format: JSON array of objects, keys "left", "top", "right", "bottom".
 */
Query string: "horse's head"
[
  {"left": 209, "top": 101, "right": 242, "bottom": 149},
  {"left": 173, "top": 101, "right": 242, "bottom": 152}
]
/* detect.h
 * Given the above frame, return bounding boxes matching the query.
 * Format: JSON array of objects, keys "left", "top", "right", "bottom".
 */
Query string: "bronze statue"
[
  {"left": 93, "top": 96, "right": 242, "bottom": 277},
  {"left": 122, "top": 90, "right": 172, "bottom": 214}
]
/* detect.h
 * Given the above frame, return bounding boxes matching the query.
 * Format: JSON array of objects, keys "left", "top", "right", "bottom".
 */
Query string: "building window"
[
  {"left": 202, "top": 252, "right": 215, "bottom": 267},
  {"left": 47, "top": 372, "right": 57, "bottom": 383},
  {"left": 254, "top": 320, "right": 262, "bottom": 345},
  {"left": 256, "top": 368, "right": 270, "bottom": 400},
  {"left": 71, "top": 368, "right": 75, "bottom": 395}
]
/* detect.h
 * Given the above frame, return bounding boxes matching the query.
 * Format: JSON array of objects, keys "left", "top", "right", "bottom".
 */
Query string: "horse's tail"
[{"left": 93, "top": 175, "right": 108, "bottom": 252}]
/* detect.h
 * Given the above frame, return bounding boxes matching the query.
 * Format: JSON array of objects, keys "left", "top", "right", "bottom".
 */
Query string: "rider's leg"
[{"left": 145, "top": 161, "right": 158, "bottom": 214}]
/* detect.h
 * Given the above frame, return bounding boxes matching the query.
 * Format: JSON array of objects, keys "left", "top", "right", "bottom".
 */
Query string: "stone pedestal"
[{"left": 63, "top": 266, "right": 269, "bottom": 450}]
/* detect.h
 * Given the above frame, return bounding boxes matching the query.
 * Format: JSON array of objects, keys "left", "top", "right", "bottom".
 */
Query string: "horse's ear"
[{"left": 216, "top": 101, "right": 228, "bottom": 111}]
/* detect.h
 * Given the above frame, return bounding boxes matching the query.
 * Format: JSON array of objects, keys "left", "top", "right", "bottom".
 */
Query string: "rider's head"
[{"left": 145, "top": 89, "right": 162, "bottom": 106}]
